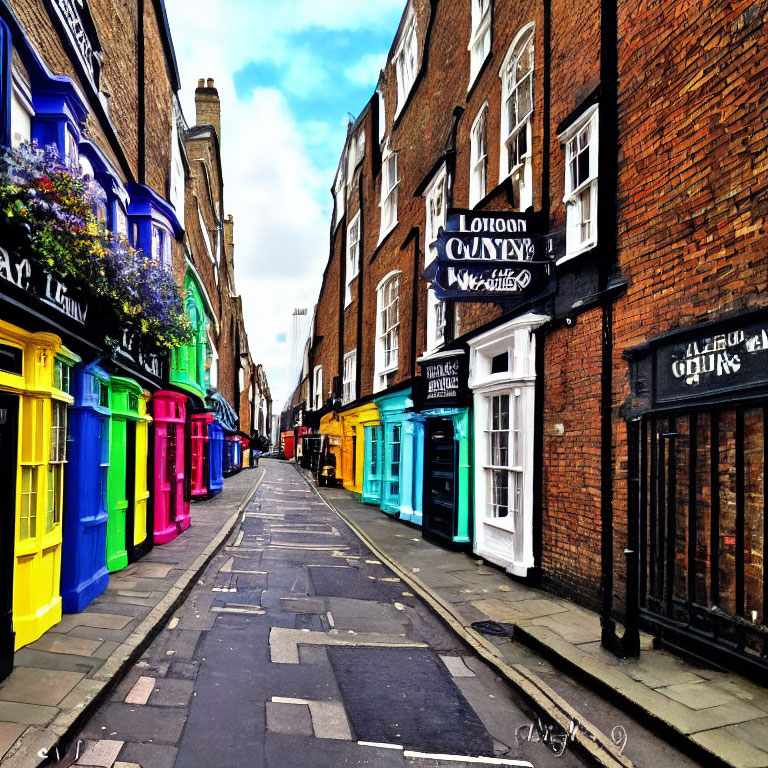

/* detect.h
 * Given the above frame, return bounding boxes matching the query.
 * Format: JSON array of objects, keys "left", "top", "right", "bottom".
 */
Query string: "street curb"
[
  {"left": 294, "top": 466, "right": 631, "bottom": 768},
  {"left": 5, "top": 468, "right": 266, "bottom": 768}
]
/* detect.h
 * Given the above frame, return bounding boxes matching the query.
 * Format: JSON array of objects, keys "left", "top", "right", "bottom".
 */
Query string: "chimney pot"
[{"left": 194, "top": 77, "right": 221, "bottom": 140}]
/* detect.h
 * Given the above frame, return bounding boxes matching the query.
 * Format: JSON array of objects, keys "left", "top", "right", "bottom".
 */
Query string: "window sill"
[
  {"left": 376, "top": 363, "right": 398, "bottom": 379},
  {"left": 557, "top": 241, "right": 597, "bottom": 266},
  {"left": 466, "top": 50, "right": 493, "bottom": 101},
  {"left": 372, "top": 222, "right": 398, "bottom": 261}
]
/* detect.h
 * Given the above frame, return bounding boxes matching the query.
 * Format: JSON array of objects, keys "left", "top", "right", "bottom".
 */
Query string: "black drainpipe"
[
  {"left": 598, "top": 0, "right": 638, "bottom": 657},
  {"left": 356, "top": 175, "right": 365, "bottom": 399},
  {"left": 137, "top": 0, "right": 146, "bottom": 185},
  {"left": 410, "top": 229, "right": 420, "bottom": 379},
  {"left": 338, "top": 213, "right": 347, "bottom": 386}
]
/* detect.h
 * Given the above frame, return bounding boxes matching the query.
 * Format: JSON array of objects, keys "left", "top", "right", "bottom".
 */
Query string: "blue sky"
[{"left": 164, "top": 0, "right": 406, "bottom": 406}]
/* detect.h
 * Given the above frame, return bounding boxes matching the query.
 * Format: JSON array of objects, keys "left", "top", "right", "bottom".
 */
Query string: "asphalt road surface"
[{"left": 50, "top": 462, "right": 596, "bottom": 767}]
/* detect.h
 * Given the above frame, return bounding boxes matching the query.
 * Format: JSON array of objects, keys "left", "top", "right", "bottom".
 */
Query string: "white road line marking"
[
  {"left": 125, "top": 676, "right": 155, "bottom": 705},
  {"left": 402, "top": 752, "right": 533, "bottom": 766},
  {"left": 326, "top": 611, "right": 335, "bottom": 628},
  {"left": 357, "top": 741, "right": 403, "bottom": 750}
]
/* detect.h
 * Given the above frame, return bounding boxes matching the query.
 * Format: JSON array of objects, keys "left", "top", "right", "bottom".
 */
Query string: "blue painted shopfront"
[
  {"left": 373, "top": 388, "right": 424, "bottom": 525},
  {"left": 362, "top": 424, "right": 382, "bottom": 504},
  {"left": 208, "top": 420, "right": 225, "bottom": 495},
  {"left": 61, "top": 361, "right": 110, "bottom": 613}
]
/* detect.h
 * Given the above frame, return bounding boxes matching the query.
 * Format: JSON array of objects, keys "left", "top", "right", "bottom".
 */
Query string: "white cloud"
[
  {"left": 344, "top": 52, "right": 387, "bottom": 87},
  {"left": 164, "top": 0, "right": 404, "bottom": 408}
]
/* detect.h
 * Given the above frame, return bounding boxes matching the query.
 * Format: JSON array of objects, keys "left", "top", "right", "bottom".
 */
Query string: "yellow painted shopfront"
[
  {"left": 318, "top": 411, "right": 343, "bottom": 483},
  {"left": 339, "top": 403, "right": 381, "bottom": 497},
  {"left": 0, "top": 319, "right": 77, "bottom": 649}
]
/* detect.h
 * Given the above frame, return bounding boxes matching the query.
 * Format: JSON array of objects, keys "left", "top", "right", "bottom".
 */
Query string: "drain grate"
[{"left": 470, "top": 620, "right": 510, "bottom": 637}]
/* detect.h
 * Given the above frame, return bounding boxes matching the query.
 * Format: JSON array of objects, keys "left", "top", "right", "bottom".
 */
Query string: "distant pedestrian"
[{"left": 250, "top": 431, "right": 262, "bottom": 468}]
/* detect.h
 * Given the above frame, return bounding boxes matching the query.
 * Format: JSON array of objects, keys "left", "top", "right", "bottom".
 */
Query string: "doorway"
[
  {"left": 423, "top": 418, "right": 456, "bottom": 541},
  {"left": 0, "top": 393, "right": 18, "bottom": 680}
]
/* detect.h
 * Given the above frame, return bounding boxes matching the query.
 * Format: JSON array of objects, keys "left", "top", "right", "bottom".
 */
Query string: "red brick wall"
[{"left": 607, "top": 0, "right": 768, "bottom": 613}]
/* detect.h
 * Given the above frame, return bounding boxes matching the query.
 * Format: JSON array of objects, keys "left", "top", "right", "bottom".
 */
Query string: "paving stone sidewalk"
[
  {"left": 313, "top": 474, "right": 768, "bottom": 768},
  {"left": 0, "top": 468, "right": 262, "bottom": 767}
]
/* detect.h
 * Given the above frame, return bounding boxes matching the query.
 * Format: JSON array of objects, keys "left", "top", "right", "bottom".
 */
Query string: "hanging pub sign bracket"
[{"left": 425, "top": 208, "right": 556, "bottom": 305}]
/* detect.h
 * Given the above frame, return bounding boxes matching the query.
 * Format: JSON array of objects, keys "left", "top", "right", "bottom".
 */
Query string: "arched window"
[{"left": 500, "top": 25, "right": 534, "bottom": 209}]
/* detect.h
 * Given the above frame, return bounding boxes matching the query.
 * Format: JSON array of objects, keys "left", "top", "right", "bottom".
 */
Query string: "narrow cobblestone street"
[{"left": 48, "top": 461, "right": 590, "bottom": 767}]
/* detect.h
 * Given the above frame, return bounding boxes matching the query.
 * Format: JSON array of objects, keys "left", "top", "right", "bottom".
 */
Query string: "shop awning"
[{"left": 206, "top": 389, "right": 239, "bottom": 432}]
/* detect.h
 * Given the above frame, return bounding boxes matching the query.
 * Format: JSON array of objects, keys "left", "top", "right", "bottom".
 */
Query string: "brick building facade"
[
  {"left": 299, "top": 0, "right": 768, "bottom": 679},
  {"left": 0, "top": 0, "right": 264, "bottom": 676}
]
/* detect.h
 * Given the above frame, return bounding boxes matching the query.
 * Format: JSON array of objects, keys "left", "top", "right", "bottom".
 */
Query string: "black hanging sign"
[
  {"left": 627, "top": 310, "right": 768, "bottom": 412},
  {"left": 115, "top": 330, "right": 167, "bottom": 385},
  {"left": 425, "top": 209, "right": 555, "bottom": 304},
  {"left": 656, "top": 320, "right": 768, "bottom": 404},
  {"left": 417, "top": 350, "right": 470, "bottom": 409},
  {"left": 0, "top": 246, "right": 89, "bottom": 325}
]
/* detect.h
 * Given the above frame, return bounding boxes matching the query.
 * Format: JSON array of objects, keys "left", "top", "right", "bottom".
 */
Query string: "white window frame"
[
  {"left": 312, "top": 365, "right": 323, "bottom": 411},
  {"left": 11, "top": 76, "right": 34, "bottom": 149},
  {"left": 426, "top": 288, "right": 447, "bottom": 353},
  {"left": 423, "top": 164, "right": 449, "bottom": 353},
  {"left": 343, "top": 349, "right": 357, "bottom": 404},
  {"left": 334, "top": 163, "right": 345, "bottom": 228},
  {"left": 468, "top": 0, "right": 492, "bottom": 88},
  {"left": 347, "top": 129, "right": 365, "bottom": 198},
  {"left": 468, "top": 313, "right": 549, "bottom": 577},
  {"left": 379, "top": 142, "right": 399, "bottom": 240},
  {"left": 423, "top": 164, "right": 448, "bottom": 263},
  {"left": 345, "top": 212, "right": 361, "bottom": 307},
  {"left": 378, "top": 90, "right": 386, "bottom": 144},
  {"left": 499, "top": 24, "right": 535, "bottom": 210},
  {"left": 152, "top": 224, "right": 172, "bottom": 269},
  {"left": 560, "top": 104, "right": 599, "bottom": 261},
  {"left": 374, "top": 271, "right": 401, "bottom": 392},
  {"left": 394, "top": 8, "right": 418, "bottom": 118},
  {"left": 470, "top": 104, "right": 488, "bottom": 207},
  {"left": 197, "top": 205, "right": 215, "bottom": 263}
]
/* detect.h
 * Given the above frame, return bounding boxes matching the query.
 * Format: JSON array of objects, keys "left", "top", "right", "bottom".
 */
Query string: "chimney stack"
[{"left": 195, "top": 77, "right": 220, "bottom": 141}]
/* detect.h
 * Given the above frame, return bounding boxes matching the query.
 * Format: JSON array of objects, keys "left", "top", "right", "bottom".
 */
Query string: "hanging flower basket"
[{"left": 0, "top": 142, "right": 192, "bottom": 350}]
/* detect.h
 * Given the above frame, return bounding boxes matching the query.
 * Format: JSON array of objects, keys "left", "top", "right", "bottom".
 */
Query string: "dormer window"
[{"left": 394, "top": 9, "right": 418, "bottom": 117}]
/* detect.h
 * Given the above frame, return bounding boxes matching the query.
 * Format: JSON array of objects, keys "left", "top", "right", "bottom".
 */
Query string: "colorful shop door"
[
  {"left": 152, "top": 391, "right": 190, "bottom": 544},
  {"left": 208, "top": 421, "right": 224, "bottom": 496},
  {"left": 362, "top": 425, "right": 382, "bottom": 504},
  {"left": 190, "top": 412, "right": 212, "bottom": 499},
  {"left": 127, "top": 390, "right": 152, "bottom": 564},
  {"left": 13, "top": 336, "right": 75, "bottom": 649},
  {"left": 0, "top": 393, "right": 19, "bottom": 681},
  {"left": 106, "top": 406, "right": 129, "bottom": 572},
  {"left": 61, "top": 363, "right": 110, "bottom": 613},
  {"left": 423, "top": 418, "right": 456, "bottom": 541}
]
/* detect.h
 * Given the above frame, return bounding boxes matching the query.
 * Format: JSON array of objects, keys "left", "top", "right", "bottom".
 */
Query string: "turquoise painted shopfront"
[
  {"left": 373, "top": 388, "right": 424, "bottom": 525},
  {"left": 416, "top": 350, "right": 473, "bottom": 546}
]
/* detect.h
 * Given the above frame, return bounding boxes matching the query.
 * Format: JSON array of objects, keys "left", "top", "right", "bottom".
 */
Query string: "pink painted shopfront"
[{"left": 151, "top": 391, "right": 190, "bottom": 544}]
